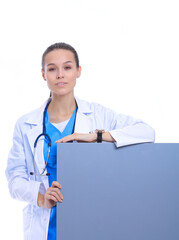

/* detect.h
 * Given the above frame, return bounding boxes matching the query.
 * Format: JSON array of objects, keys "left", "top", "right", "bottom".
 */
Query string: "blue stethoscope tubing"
[{"left": 30, "top": 98, "right": 52, "bottom": 176}]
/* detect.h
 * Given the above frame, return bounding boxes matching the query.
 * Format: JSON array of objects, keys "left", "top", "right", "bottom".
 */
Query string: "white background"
[{"left": 0, "top": 0, "right": 179, "bottom": 239}]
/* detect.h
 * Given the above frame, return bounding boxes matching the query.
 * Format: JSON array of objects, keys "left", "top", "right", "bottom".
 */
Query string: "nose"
[{"left": 56, "top": 68, "right": 64, "bottom": 79}]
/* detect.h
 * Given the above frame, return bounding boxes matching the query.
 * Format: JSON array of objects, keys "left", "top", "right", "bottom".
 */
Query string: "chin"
[{"left": 52, "top": 90, "right": 74, "bottom": 98}]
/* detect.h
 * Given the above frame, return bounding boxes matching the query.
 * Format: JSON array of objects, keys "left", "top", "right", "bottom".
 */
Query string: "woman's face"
[{"left": 42, "top": 49, "right": 81, "bottom": 98}]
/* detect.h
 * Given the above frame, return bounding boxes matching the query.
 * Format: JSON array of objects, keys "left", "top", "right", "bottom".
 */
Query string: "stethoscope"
[
  {"left": 30, "top": 98, "right": 78, "bottom": 177},
  {"left": 30, "top": 98, "right": 52, "bottom": 177}
]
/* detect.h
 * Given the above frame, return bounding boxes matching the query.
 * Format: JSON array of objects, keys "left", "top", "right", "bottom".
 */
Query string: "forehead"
[{"left": 44, "top": 49, "right": 75, "bottom": 65}]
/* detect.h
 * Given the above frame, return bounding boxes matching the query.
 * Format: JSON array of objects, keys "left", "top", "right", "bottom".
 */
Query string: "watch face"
[{"left": 97, "top": 131, "right": 103, "bottom": 143}]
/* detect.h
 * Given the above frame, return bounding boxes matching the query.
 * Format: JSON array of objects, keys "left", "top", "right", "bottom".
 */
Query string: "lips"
[{"left": 56, "top": 82, "right": 67, "bottom": 86}]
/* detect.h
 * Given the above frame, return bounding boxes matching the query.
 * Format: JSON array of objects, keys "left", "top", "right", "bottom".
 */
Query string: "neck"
[{"left": 48, "top": 93, "right": 77, "bottom": 123}]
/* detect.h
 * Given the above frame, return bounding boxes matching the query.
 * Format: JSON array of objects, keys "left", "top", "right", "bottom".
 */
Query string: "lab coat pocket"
[{"left": 23, "top": 204, "right": 33, "bottom": 240}]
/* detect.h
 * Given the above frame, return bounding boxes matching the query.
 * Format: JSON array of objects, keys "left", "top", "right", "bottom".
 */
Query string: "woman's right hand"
[{"left": 37, "top": 181, "right": 63, "bottom": 209}]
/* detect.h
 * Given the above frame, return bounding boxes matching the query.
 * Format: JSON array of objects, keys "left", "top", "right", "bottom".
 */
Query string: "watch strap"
[{"left": 97, "top": 130, "right": 103, "bottom": 143}]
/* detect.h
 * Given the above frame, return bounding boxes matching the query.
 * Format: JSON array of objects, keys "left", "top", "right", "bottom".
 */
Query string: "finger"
[
  {"left": 55, "top": 136, "right": 68, "bottom": 143},
  {"left": 56, "top": 134, "right": 76, "bottom": 143},
  {"left": 56, "top": 138, "right": 70, "bottom": 143},
  {"left": 49, "top": 190, "right": 63, "bottom": 202},
  {"left": 46, "top": 191, "right": 58, "bottom": 203},
  {"left": 50, "top": 182, "right": 63, "bottom": 201},
  {"left": 50, "top": 187, "right": 63, "bottom": 199},
  {"left": 51, "top": 181, "right": 62, "bottom": 189}
]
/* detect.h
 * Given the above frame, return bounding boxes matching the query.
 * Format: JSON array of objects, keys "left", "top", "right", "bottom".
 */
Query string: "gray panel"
[{"left": 57, "top": 143, "right": 179, "bottom": 240}]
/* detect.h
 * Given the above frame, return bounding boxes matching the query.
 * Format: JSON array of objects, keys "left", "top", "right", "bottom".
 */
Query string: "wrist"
[
  {"left": 95, "top": 130, "right": 105, "bottom": 143},
  {"left": 93, "top": 132, "right": 98, "bottom": 142},
  {"left": 37, "top": 193, "right": 44, "bottom": 207},
  {"left": 103, "top": 132, "right": 115, "bottom": 142}
]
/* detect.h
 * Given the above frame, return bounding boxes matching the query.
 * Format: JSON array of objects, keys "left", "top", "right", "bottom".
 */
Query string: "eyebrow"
[{"left": 47, "top": 61, "right": 73, "bottom": 66}]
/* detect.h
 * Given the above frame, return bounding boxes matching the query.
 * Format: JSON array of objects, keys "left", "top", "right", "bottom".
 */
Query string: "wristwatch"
[{"left": 96, "top": 130, "right": 105, "bottom": 143}]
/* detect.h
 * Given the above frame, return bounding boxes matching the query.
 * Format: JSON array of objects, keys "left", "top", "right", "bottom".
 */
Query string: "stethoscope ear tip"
[{"left": 30, "top": 172, "right": 34, "bottom": 175}]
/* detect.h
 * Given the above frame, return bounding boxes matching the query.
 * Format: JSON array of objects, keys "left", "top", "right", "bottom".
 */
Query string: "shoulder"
[
  {"left": 14, "top": 101, "right": 47, "bottom": 131},
  {"left": 75, "top": 97, "right": 141, "bottom": 127},
  {"left": 75, "top": 97, "right": 116, "bottom": 115},
  {"left": 17, "top": 108, "right": 40, "bottom": 123},
  {"left": 75, "top": 97, "right": 118, "bottom": 126}
]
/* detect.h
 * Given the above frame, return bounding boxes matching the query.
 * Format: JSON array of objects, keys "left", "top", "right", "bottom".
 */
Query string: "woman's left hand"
[
  {"left": 56, "top": 133, "right": 97, "bottom": 143},
  {"left": 56, "top": 132, "right": 115, "bottom": 143}
]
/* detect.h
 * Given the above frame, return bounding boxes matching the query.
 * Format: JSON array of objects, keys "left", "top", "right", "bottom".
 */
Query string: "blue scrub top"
[{"left": 43, "top": 107, "right": 77, "bottom": 240}]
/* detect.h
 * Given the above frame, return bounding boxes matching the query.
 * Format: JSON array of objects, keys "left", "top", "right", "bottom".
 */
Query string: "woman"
[{"left": 6, "top": 42, "right": 155, "bottom": 240}]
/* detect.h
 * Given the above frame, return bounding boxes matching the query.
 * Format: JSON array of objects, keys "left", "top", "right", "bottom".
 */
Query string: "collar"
[
  {"left": 24, "top": 97, "right": 93, "bottom": 125},
  {"left": 75, "top": 97, "right": 93, "bottom": 114}
]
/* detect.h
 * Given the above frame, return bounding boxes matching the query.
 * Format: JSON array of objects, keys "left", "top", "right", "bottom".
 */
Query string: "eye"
[
  {"left": 48, "top": 67, "right": 56, "bottom": 71},
  {"left": 64, "top": 66, "right": 72, "bottom": 70}
]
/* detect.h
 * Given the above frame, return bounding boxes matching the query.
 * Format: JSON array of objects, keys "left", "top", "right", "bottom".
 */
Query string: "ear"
[
  {"left": 41, "top": 69, "right": 46, "bottom": 81},
  {"left": 77, "top": 66, "right": 82, "bottom": 78}
]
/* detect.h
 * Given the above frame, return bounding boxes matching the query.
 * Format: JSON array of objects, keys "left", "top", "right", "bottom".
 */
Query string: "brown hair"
[{"left": 42, "top": 42, "right": 80, "bottom": 70}]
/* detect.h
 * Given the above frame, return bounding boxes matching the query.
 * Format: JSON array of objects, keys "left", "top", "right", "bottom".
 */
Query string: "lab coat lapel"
[
  {"left": 25, "top": 100, "right": 50, "bottom": 188},
  {"left": 26, "top": 125, "right": 42, "bottom": 156},
  {"left": 74, "top": 97, "right": 94, "bottom": 133},
  {"left": 74, "top": 111, "right": 93, "bottom": 133},
  {"left": 26, "top": 124, "right": 49, "bottom": 188},
  {"left": 25, "top": 102, "right": 44, "bottom": 165},
  {"left": 25, "top": 100, "right": 47, "bottom": 159}
]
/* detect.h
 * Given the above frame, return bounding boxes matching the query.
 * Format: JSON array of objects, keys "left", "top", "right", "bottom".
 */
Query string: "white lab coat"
[{"left": 6, "top": 97, "right": 155, "bottom": 240}]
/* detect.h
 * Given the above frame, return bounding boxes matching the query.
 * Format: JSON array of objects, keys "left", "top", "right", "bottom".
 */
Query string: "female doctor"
[{"left": 6, "top": 42, "right": 155, "bottom": 240}]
